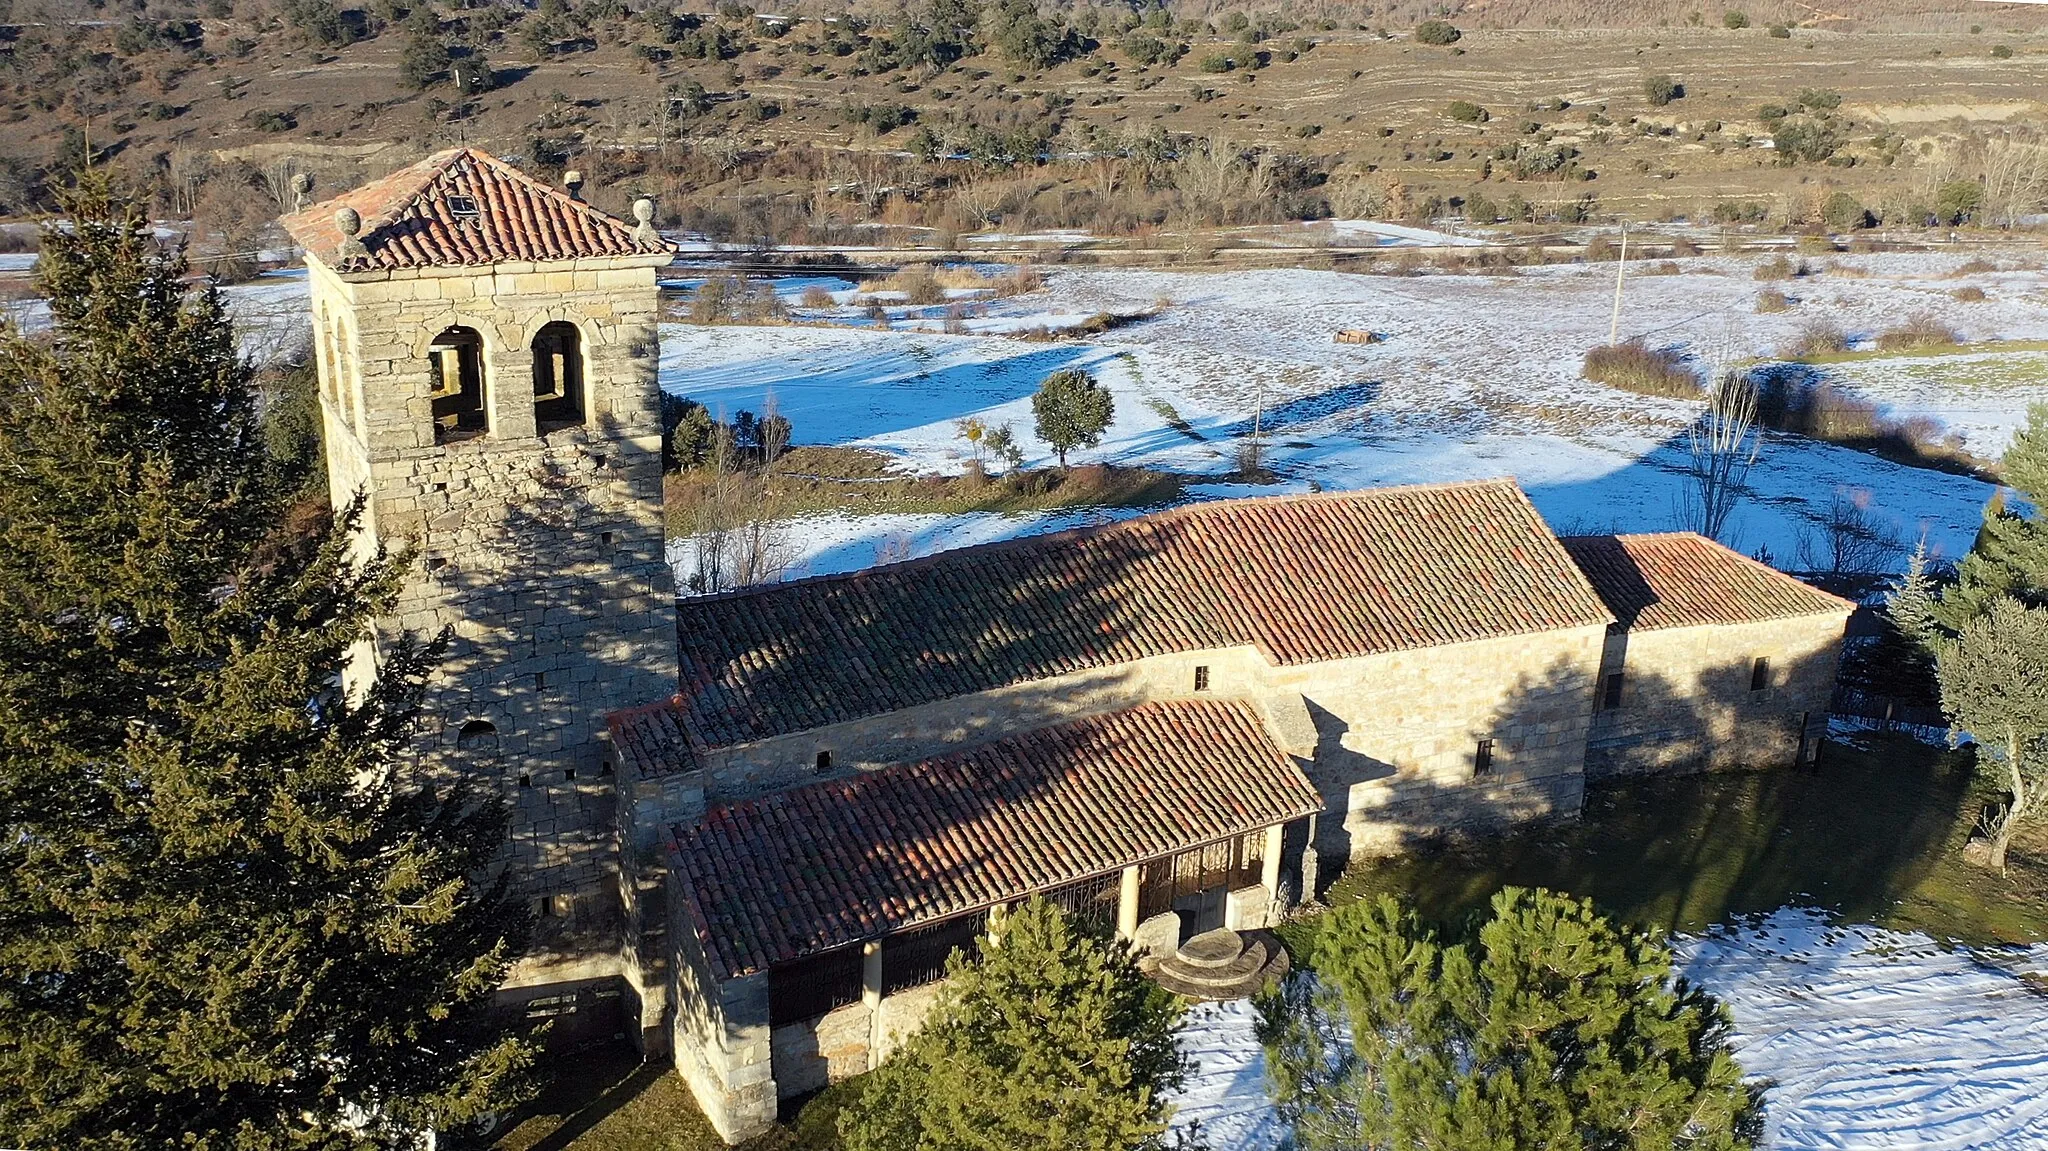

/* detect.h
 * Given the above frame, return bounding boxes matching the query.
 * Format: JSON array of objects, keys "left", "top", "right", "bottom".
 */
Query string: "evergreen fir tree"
[
  {"left": 1030, "top": 367, "right": 1114, "bottom": 468},
  {"left": 0, "top": 173, "right": 531, "bottom": 1148},
  {"left": 838, "top": 898, "right": 1188, "bottom": 1151},
  {"left": 1260, "top": 888, "right": 1760, "bottom": 1151},
  {"left": 1930, "top": 403, "right": 2048, "bottom": 634}
]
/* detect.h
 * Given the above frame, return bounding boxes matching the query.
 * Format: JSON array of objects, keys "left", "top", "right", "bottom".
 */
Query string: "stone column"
[
  {"left": 862, "top": 939, "right": 884, "bottom": 1071},
  {"left": 1262, "top": 824, "right": 1285, "bottom": 903},
  {"left": 1117, "top": 864, "right": 1141, "bottom": 939}
]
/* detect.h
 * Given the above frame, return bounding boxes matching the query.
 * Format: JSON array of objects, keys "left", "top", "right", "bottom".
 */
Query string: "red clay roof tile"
[
  {"left": 1560, "top": 533, "right": 1854, "bottom": 630},
  {"left": 669, "top": 699, "right": 1324, "bottom": 980},
  {"left": 654, "top": 479, "right": 1615, "bottom": 758},
  {"left": 280, "top": 147, "right": 671, "bottom": 271}
]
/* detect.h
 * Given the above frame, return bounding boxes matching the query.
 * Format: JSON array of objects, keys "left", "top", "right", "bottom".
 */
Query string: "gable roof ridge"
[
  {"left": 685, "top": 476, "right": 1534, "bottom": 608},
  {"left": 354, "top": 146, "right": 471, "bottom": 235}
]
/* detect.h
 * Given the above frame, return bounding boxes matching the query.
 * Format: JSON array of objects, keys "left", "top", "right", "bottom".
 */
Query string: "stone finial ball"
[
  {"left": 335, "top": 206, "right": 362, "bottom": 236},
  {"left": 564, "top": 169, "right": 583, "bottom": 187},
  {"left": 290, "top": 172, "right": 313, "bottom": 195},
  {"left": 632, "top": 197, "right": 655, "bottom": 224}
]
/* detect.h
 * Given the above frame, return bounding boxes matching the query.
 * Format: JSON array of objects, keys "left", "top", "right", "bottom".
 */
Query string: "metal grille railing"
[
  {"left": 882, "top": 911, "right": 986, "bottom": 996},
  {"left": 768, "top": 945, "right": 865, "bottom": 1027}
]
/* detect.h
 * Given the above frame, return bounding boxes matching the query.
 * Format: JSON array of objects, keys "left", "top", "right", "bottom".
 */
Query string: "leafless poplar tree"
[{"left": 1683, "top": 364, "right": 1762, "bottom": 544}]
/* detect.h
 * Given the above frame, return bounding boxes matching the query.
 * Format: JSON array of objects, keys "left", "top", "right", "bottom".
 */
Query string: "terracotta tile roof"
[
  {"left": 658, "top": 480, "right": 1613, "bottom": 757},
  {"left": 1560, "top": 533, "right": 1855, "bottom": 631},
  {"left": 609, "top": 701, "right": 700, "bottom": 777},
  {"left": 280, "top": 147, "right": 672, "bottom": 271},
  {"left": 670, "top": 699, "right": 1324, "bottom": 980}
]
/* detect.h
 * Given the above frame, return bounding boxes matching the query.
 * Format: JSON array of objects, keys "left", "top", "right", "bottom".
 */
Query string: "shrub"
[
  {"left": 1768, "top": 23, "right": 1791, "bottom": 37},
  {"left": 1954, "top": 286, "right": 1988, "bottom": 303},
  {"left": 1261, "top": 889, "right": 1759, "bottom": 1151},
  {"left": 1723, "top": 9, "right": 1750, "bottom": 28},
  {"left": 1197, "top": 52, "right": 1232, "bottom": 72},
  {"left": 1414, "top": 19, "right": 1460, "bottom": 45},
  {"left": 837, "top": 899, "right": 1185, "bottom": 1151},
  {"left": 1821, "top": 191, "right": 1870, "bottom": 231},
  {"left": 1876, "top": 313, "right": 1962, "bottom": 352},
  {"left": 1757, "top": 288, "right": 1791, "bottom": 313},
  {"left": 1750, "top": 363, "right": 1972, "bottom": 473},
  {"left": 1446, "top": 100, "right": 1488, "bottom": 124},
  {"left": 1753, "top": 254, "right": 1795, "bottom": 281},
  {"left": 1581, "top": 339, "right": 1700, "bottom": 398},
  {"left": 1782, "top": 319, "right": 1849, "bottom": 358},
  {"left": 1032, "top": 368, "right": 1115, "bottom": 466},
  {"left": 798, "top": 284, "right": 835, "bottom": 309},
  {"left": 1992, "top": 44, "right": 2014, "bottom": 59},
  {"left": 1644, "top": 74, "right": 1683, "bottom": 106},
  {"left": 1796, "top": 87, "right": 1842, "bottom": 111}
]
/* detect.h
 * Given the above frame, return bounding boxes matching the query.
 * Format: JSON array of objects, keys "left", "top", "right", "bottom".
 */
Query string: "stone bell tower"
[{"left": 282, "top": 150, "right": 680, "bottom": 971}]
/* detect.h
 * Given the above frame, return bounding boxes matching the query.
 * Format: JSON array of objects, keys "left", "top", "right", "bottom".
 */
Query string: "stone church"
[{"left": 285, "top": 149, "right": 1853, "bottom": 1143}]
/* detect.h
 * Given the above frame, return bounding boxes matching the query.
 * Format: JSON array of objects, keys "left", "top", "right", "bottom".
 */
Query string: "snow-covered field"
[
  {"left": 1167, "top": 910, "right": 2048, "bottom": 1151},
  {"left": 661, "top": 251, "right": 2048, "bottom": 583}
]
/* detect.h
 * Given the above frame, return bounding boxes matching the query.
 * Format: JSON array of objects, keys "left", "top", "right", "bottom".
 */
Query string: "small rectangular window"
[
  {"left": 1193, "top": 665, "right": 1211, "bottom": 692},
  {"left": 1601, "top": 672, "right": 1624, "bottom": 711},
  {"left": 1474, "top": 738, "right": 1495, "bottom": 776},
  {"left": 815, "top": 750, "right": 832, "bottom": 771},
  {"left": 1750, "top": 657, "right": 1771, "bottom": 693}
]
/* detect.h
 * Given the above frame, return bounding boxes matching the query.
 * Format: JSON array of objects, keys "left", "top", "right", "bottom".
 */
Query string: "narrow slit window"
[
  {"left": 429, "top": 326, "right": 488, "bottom": 442},
  {"left": 1750, "top": 657, "right": 1771, "bottom": 693},
  {"left": 1601, "top": 672, "right": 1624, "bottom": 711},
  {"left": 532, "top": 321, "right": 585, "bottom": 432},
  {"left": 1193, "top": 665, "right": 1211, "bottom": 692},
  {"left": 1474, "top": 738, "right": 1495, "bottom": 777}
]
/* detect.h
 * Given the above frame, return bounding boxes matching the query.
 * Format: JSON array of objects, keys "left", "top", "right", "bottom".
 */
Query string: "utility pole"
[{"left": 1607, "top": 222, "right": 1629, "bottom": 345}]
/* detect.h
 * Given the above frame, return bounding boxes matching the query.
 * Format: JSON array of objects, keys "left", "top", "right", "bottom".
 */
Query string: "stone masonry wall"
[
  {"left": 1587, "top": 613, "right": 1849, "bottom": 778},
  {"left": 1267, "top": 625, "right": 1609, "bottom": 859},
  {"left": 642, "top": 628, "right": 1607, "bottom": 878},
  {"left": 310, "top": 253, "right": 680, "bottom": 960}
]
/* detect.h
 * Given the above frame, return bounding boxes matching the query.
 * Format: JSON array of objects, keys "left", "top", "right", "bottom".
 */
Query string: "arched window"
[
  {"left": 455, "top": 719, "right": 499, "bottom": 752},
  {"left": 531, "top": 321, "right": 585, "bottom": 432},
  {"left": 429, "top": 326, "right": 488, "bottom": 443}
]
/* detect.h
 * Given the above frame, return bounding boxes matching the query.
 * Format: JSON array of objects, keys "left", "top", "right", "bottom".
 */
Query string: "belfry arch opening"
[
  {"left": 429, "top": 326, "right": 488, "bottom": 443},
  {"left": 531, "top": 321, "right": 586, "bottom": 432}
]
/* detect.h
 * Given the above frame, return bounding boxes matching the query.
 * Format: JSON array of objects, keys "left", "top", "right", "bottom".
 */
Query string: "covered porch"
[{"left": 661, "top": 699, "right": 1324, "bottom": 1138}]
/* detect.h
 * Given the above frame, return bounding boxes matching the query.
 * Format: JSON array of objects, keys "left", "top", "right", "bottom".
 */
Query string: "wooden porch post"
[{"left": 1117, "top": 864, "right": 1141, "bottom": 939}]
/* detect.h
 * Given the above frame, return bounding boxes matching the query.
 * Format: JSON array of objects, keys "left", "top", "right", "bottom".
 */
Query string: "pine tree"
[
  {"left": 1261, "top": 888, "right": 1761, "bottom": 1151},
  {"left": 837, "top": 898, "right": 1188, "bottom": 1151},
  {"left": 0, "top": 173, "right": 532, "bottom": 1148},
  {"left": 1937, "top": 599, "right": 2048, "bottom": 873},
  {"left": 1930, "top": 403, "right": 2048, "bottom": 634},
  {"left": 1030, "top": 367, "right": 1114, "bottom": 468}
]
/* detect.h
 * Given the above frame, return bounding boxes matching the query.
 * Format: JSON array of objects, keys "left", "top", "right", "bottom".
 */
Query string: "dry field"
[{"left": 5, "top": 4, "right": 2045, "bottom": 231}]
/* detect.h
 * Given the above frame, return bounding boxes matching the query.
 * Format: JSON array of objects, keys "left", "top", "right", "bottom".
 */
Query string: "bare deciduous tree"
[
  {"left": 1794, "top": 487, "right": 1907, "bottom": 575},
  {"left": 1683, "top": 364, "right": 1762, "bottom": 544}
]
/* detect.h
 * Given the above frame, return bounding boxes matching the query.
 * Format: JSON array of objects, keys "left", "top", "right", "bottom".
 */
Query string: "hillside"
[{"left": 3, "top": 0, "right": 2045, "bottom": 257}]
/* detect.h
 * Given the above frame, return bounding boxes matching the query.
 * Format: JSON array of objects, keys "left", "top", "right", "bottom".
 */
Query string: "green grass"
[
  {"left": 1792, "top": 338, "right": 2048, "bottom": 367},
  {"left": 1279, "top": 734, "right": 2048, "bottom": 964}
]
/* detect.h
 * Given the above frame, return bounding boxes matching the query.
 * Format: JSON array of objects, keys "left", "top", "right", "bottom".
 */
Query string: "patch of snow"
[
  {"left": 1680, "top": 909, "right": 2048, "bottom": 1150},
  {"left": 1166, "top": 910, "right": 2048, "bottom": 1151},
  {"left": 662, "top": 255, "right": 2048, "bottom": 574},
  {"left": 1168, "top": 999, "right": 1287, "bottom": 1151},
  {"left": 664, "top": 506, "right": 1155, "bottom": 593}
]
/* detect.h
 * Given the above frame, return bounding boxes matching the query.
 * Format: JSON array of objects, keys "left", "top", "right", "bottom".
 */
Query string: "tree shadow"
[{"left": 1320, "top": 637, "right": 1988, "bottom": 945}]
